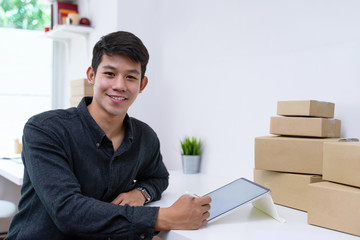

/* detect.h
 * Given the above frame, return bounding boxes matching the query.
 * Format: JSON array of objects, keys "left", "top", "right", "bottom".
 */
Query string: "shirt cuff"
[{"left": 128, "top": 206, "right": 159, "bottom": 239}]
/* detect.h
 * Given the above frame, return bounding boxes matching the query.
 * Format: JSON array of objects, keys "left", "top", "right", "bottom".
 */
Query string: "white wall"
[{"left": 80, "top": 0, "right": 360, "bottom": 179}]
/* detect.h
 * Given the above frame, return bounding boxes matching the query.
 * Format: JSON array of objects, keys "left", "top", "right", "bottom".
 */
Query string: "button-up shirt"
[{"left": 6, "top": 97, "right": 169, "bottom": 240}]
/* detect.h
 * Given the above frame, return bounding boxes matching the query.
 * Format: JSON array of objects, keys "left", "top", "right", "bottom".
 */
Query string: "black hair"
[{"left": 91, "top": 31, "right": 149, "bottom": 79}]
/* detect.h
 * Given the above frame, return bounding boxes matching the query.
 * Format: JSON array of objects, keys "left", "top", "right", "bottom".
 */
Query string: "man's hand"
[
  {"left": 111, "top": 189, "right": 146, "bottom": 206},
  {"left": 155, "top": 194, "right": 211, "bottom": 231}
]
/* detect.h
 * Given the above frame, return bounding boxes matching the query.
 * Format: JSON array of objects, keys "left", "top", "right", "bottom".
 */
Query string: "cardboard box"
[
  {"left": 70, "top": 96, "right": 84, "bottom": 107},
  {"left": 323, "top": 142, "right": 360, "bottom": 188},
  {"left": 71, "top": 78, "right": 89, "bottom": 88},
  {"left": 254, "top": 169, "right": 322, "bottom": 211},
  {"left": 277, "top": 100, "right": 335, "bottom": 118},
  {"left": 71, "top": 85, "right": 93, "bottom": 96},
  {"left": 255, "top": 136, "right": 340, "bottom": 174},
  {"left": 71, "top": 78, "right": 93, "bottom": 96},
  {"left": 270, "top": 116, "right": 341, "bottom": 137},
  {"left": 308, "top": 181, "right": 360, "bottom": 236}
]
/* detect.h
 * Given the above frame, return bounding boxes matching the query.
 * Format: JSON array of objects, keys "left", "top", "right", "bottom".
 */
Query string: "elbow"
[{"left": 53, "top": 215, "right": 79, "bottom": 235}]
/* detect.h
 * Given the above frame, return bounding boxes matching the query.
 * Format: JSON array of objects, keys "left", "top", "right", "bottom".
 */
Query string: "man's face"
[{"left": 87, "top": 54, "right": 148, "bottom": 118}]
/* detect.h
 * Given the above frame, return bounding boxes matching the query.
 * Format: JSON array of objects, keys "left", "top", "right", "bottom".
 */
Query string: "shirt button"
[
  {"left": 140, "top": 234, "right": 145, "bottom": 239},
  {"left": 96, "top": 143, "right": 100, "bottom": 147}
]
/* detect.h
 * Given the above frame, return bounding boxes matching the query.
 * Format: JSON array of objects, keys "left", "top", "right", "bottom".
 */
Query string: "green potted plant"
[{"left": 180, "top": 137, "right": 202, "bottom": 174}]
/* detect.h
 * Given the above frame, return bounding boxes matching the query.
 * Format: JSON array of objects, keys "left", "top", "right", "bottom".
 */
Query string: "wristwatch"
[{"left": 137, "top": 187, "right": 151, "bottom": 203}]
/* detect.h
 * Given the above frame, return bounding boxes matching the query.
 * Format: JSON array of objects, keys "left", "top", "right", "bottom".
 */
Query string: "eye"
[
  {"left": 127, "top": 75, "right": 138, "bottom": 81},
  {"left": 104, "top": 72, "right": 115, "bottom": 77}
]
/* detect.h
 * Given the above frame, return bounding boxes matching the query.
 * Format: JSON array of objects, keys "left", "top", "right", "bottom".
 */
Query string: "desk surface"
[
  {"left": 0, "top": 159, "right": 23, "bottom": 185},
  {"left": 149, "top": 171, "right": 359, "bottom": 240},
  {"left": 0, "top": 163, "right": 358, "bottom": 240}
]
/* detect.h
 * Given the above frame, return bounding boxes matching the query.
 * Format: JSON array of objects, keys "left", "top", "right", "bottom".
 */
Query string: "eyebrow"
[{"left": 101, "top": 65, "right": 140, "bottom": 75}]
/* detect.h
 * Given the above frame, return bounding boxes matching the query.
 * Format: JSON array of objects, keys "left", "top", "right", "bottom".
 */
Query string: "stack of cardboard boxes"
[
  {"left": 308, "top": 142, "right": 360, "bottom": 236},
  {"left": 253, "top": 100, "right": 360, "bottom": 236},
  {"left": 254, "top": 100, "right": 341, "bottom": 211},
  {"left": 70, "top": 78, "right": 93, "bottom": 107}
]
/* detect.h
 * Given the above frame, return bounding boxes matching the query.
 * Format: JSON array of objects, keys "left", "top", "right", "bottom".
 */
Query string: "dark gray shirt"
[{"left": 6, "top": 97, "right": 169, "bottom": 240}]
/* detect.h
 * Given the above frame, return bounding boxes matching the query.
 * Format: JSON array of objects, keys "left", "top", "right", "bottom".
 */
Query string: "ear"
[
  {"left": 139, "top": 76, "right": 148, "bottom": 93},
  {"left": 86, "top": 66, "right": 95, "bottom": 86}
]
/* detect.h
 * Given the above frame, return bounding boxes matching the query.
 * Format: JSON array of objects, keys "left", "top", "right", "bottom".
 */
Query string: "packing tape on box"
[{"left": 338, "top": 138, "right": 359, "bottom": 142}]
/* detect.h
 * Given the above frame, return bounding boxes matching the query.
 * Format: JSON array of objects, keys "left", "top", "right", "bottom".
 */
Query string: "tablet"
[{"left": 204, "top": 177, "right": 270, "bottom": 222}]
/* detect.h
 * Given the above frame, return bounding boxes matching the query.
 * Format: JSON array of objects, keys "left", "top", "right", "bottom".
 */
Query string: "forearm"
[{"left": 53, "top": 195, "right": 159, "bottom": 236}]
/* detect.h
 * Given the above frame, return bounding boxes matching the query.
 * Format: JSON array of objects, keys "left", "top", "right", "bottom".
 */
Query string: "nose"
[{"left": 113, "top": 74, "right": 127, "bottom": 91}]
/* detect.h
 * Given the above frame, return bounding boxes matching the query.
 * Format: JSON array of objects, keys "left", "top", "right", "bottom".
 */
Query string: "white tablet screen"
[{"left": 205, "top": 178, "right": 270, "bottom": 221}]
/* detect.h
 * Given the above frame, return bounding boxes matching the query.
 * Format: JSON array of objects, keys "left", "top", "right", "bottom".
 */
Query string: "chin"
[{"left": 106, "top": 107, "right": 128, "bottom": 117}]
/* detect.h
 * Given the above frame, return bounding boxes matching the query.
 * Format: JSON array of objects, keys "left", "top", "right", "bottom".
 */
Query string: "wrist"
[
  {"left": 136, "top": 187, "right": 151, "bottom": 203},
  {"left": 155, "top": 208, "right": 172, "bottom": 231}
]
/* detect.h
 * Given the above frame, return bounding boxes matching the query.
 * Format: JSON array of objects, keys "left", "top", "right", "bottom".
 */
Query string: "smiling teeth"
[{"left": 110, "top": 96, "right": 125, "bottom": 100}]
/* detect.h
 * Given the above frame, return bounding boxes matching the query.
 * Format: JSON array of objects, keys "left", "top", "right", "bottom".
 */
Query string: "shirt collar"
[
  {"left": 123, "top": 114, "right": 134, "bottom": 144},
  {"left": 77, "top": 97, "right": 134, "bottom": 148}
]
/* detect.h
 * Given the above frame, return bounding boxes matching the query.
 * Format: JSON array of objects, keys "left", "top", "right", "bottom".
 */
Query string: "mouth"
[{"left": 107, "top": 94, "right": 126, "bottom": 102}]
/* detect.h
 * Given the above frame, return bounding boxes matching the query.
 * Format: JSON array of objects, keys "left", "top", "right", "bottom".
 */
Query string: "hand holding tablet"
[{"left": 155, "top": 178, "right": 281, "bottom": 232}]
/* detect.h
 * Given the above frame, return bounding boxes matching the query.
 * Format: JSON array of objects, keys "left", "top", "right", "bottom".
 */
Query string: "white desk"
[
  {"left": 149, "top": 171, "right": 359, "bottom": 240},
  {"left": 0, "top": 163, "right": 358, "bottom": 239},
  {"left": 0, "top": 159, "right": 23, "bottom": 232},
  {"left": 0, "top": 159, "right": 23, "bottom": 186}
]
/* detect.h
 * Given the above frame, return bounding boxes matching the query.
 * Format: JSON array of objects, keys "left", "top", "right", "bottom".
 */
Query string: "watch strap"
[{"left": 137, "top": 187, "right": 151, "bottom": 203}]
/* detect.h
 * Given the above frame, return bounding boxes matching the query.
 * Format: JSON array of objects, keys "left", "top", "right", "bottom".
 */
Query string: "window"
[{"left": 0, "top": 1, "right": 52, "bottom": 155}]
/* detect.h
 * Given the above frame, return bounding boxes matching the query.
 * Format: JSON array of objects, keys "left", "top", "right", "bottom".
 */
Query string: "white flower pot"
[{"left": 182, "top": 155, "right": 201, "bottom": 174}]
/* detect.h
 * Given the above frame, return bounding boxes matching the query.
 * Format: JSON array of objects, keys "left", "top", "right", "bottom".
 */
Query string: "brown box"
[
  {"left": 255, "top": 136, "right": 340, "bottom": 174},
  {"left": 308, "top": 181, "right": 360, "bottom": 236},
  {"left": 277, "top": 100, "right": 335, "bottom": 118},
  {"left": 254, "top": 169, "right": 322, "bottom": 211},
  {"left": 270, "top": 116, "right": 341, "bottom": 137},
  {"left": 323, "top": 142, "right": 360, "bottom": 188},
  {"left": 70, "top": 96, "right": 84, "bottom": 107},
  {"left": 71, "top": 78, "right": 89, "bottom": 88},
  {"left": 71, "top": 85, "right": 93, "bottom": 96},
  {"left": 71, "top": 79, "right": 93, "bottom": 96}
]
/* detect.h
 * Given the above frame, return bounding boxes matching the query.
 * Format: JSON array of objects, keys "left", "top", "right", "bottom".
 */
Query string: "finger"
[
  {"left": 203, "top": 211, "right": 210, "bottom": 219},
  {"left": 197, "top": 206, "right": 210, "bottom": 216},
  {"left": 202, "top": 203, "right": 211, "bottom": 212},
  {"left": 183, "top": 194, "right": 195, "bottom": 200},
  {"left": 196, "top": 196, "right": 212, "bottom": 205},
  {"left": 201, "top": 218, "right": 208, "bottom": 227},
  {"left": 111, "top": 198, "right": 121, "bottom": 204}
]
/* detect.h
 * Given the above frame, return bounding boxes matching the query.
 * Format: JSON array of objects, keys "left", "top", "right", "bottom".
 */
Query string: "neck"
[{"left": 87, "top": 103, "right": 126, "bottom": 151}]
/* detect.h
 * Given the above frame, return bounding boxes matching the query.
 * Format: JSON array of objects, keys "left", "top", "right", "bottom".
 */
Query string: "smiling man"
[{"left": 6, "top": 31, "right": 211, "bottom": 240}]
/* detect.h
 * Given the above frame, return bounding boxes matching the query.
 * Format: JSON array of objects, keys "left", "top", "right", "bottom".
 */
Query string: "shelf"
[{"left": 45, "top": 25, "right": 93, "bottom": 40}]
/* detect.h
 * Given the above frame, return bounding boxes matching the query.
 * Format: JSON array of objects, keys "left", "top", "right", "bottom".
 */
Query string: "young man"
[{"left": 6, "top": 31, "right": 211, "bottom": 240}]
